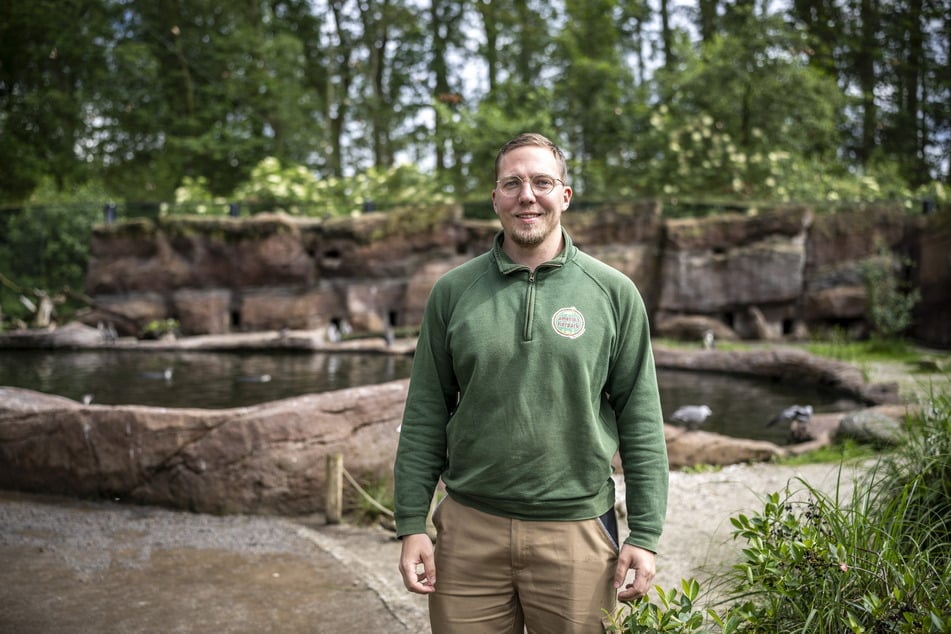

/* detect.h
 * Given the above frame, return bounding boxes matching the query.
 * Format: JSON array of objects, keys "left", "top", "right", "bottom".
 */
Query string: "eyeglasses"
[{"left": 495, "top": 174, "right": 565, "bottom": 197}]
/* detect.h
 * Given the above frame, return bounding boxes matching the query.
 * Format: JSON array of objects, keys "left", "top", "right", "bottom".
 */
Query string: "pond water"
[
  {"left": 0, "top": 349, "right": 413, "bottom": 410},
  {"left": 0, "top": 349, "right": 862, "bottom": 445}
]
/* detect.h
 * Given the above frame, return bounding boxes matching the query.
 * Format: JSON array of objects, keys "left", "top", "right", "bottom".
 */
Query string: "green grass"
[
  {"left": 773, "top": 438, "right": 884, "bottom": 466},
  {"left": 345, "top": 473, "right": 395, "bottom": 526},
  {"left": 804, "top": 335, "right": 933, "bottom": 365}
]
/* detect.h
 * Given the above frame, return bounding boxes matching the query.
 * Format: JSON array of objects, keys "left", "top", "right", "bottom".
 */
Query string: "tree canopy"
[{"left": 1, "top": 0, "right": 947, "bottom": 209}]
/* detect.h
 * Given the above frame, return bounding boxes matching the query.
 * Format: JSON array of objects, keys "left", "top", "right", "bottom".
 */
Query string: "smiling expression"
[{"left": 492, "top": 146, "right": 572, "bottom": 263}]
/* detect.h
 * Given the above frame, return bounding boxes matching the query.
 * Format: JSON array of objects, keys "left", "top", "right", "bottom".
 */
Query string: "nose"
[{"left": 517, "top": 180, "right": 536, "bottom": 203}]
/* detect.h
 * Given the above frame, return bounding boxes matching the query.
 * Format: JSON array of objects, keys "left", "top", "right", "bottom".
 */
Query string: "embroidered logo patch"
[{"left": 551, "top": 307, "right": 586, "bottom": 339}]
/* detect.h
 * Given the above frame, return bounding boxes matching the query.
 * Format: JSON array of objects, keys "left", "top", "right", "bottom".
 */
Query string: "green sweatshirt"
[{"left": 394, "top": 229, "right": 668, "bottom": 552}]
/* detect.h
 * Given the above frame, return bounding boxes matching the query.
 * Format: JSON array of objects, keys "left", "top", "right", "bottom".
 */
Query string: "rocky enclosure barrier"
[
  {"left": 0, "top": 341, "right": 905, "bottom": 517},
  {"left": 80, "top": 204, "right": 951, "bottom": 348},
  {"left": 0, "top": 381, "right": 407, "bottom": 516}
]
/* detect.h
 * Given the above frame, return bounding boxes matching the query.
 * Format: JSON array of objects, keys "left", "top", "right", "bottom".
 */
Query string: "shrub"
[
  {"left": 141, "top": 318, "right": 180, "bottom": 340},
  {"left": 610, "top": 385, "right": 950, "bottom": 633},
  {"left": 166, "top": 158, "right": 454, "bottom": 218},
  {"left": 605, "top": 579, "right": 708, "bottom": 633},
  {"left": 862, "top": 244, "right": 921, "bottom": 340},
  {"left": 0, "top": 178, "right": 107, "bottom": 326},
  {"left": 717, "top": 389, "right": 950, "bottom": 633}
]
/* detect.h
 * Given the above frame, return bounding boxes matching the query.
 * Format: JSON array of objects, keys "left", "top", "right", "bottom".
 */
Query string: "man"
[{"left": 395, "top": 132, "right": 668, "bottom": 632}]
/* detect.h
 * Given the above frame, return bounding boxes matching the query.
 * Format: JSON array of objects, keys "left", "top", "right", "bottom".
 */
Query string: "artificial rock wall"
[
  {"left": 0, "top": 348, "right": 902, "bottom": 515},
  {"left": 82, "top": 202, "right": 951, "bottom": 347}
]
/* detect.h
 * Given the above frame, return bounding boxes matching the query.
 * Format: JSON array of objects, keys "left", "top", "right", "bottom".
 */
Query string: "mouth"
[{"left": 514, "top": 211, "right": 543, "bottom": 222}]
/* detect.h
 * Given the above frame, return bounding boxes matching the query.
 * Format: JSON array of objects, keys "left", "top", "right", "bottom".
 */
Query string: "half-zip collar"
[
  {"left": 491, "top": 227, "right": 576, "bottom": 276},
  {"left": 491, "top": 228, "right": 576, "bottom": 342}
]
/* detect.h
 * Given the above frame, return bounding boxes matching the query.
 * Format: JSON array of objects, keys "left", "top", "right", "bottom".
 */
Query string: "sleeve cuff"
[
  {"left": 623, "top": 531, "right": 661, "bottom": 553},
  {"left": 395, "top": 516, "right": 429, "bottom": 538}
]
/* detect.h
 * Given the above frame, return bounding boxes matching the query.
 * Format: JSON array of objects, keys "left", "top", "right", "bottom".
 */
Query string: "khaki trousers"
[{"left": 429, "top": 496, "right": 619, "bottom": 633}]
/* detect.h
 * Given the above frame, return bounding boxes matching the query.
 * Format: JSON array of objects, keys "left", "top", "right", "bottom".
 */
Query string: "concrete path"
[{"left": 0, "top": 491, "right": 428, "bottom": 633}]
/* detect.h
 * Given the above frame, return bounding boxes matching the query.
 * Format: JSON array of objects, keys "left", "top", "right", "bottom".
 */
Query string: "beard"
[
  {"left": 506, "top": 213, "right": 558, "bottom": 248},
  {"left": 509, "top": 226, "right": 545, "bottom": 248}
]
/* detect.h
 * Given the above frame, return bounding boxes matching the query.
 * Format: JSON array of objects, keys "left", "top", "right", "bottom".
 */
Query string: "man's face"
[{"left": 492, "top": 146, "right": 572, "bottom": 251}]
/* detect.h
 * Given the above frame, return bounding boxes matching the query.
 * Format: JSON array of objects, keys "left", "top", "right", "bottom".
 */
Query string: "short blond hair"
[{"left": 494, "top": 133, "right": 568, "bottom": 182}]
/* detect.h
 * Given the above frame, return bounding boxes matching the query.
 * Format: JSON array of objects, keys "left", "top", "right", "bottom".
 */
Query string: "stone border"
[{"left": 0, "top": 329, "right": 912, "bottom": 513}]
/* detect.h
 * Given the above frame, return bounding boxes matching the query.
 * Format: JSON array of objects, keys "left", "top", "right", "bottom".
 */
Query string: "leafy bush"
[
  {"left": 141, "top": 318, "right": 180, "bottom": 340},
  {"left": 233, "top": 157, "right": 332, "bottom": 215},
  {"left": 605, "top": 579, "right": 707, "bottom": 633},
  {"left": 718, "top": 391, "right": 950, "bottom": 633},
  {"left": 639, "top": 105, "right": 920, "bottom": 209},
  {"left": 611, "top": 387, "right": 950, "bottom": 633},
  {"left": 0, "top": 178, "right": 107, "bottom": 326},
  {"left": 912, "top": 181, "right": 949, "bottom": 213},
  {"left": 166, "top": 158, "right": 454, "bottom": 218},
  {"left": 876, "top": 387, "right": 951, "bottom": 561},
  {"left": 166, "top": 176, "right": 229, "bottom": 215},
  {"left": 862, "top": 244, "right": 921, "bottom": 340}
]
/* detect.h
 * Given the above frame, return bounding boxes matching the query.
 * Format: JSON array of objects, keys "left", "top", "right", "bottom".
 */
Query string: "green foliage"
[
  {"left": 554, "top": 0, "right": 633, "bottom": 197},
  {"left": 93, "top": 0, "right": 333, "bottom": 200},
  {"left": 167, "top": 176, "right": 228, "bottom": 215},
  {"left": 167, "top": 157, "right": 453, "bottom": 218},
  {"left": 141, "top": 318, "right": 180, "bottom": 340},
  {"left": 773, "top": 438, "right": 882, "bottom": 466},
  {"left": 913, "top": 182, "right": 949, "bottom": 210},
  {"left": 717, "top": 393, "right": 951, "bottom": 633},
  {"left": 0, "top": 178, "right": 107, "bottom": 324},
  {"left": 610, "top": 388, "right": 950, "bottom": 633},
  {"left": 231, "top": 157, "right": 331, "bottom": 216},
  {"left": 862, "top": 245, "right": 921, "bottom": 340},
  {"left": 805, "top": 331, "right": 927, "bottom": 364},
  {"left": 1, "top": 0, "right": 947, "bottom": 208},
  {"left": 877, "top": 388, "right": 951, "bottom": 558},
  {"left": 347, "top": 473, "right": 395, "bottom": 526},
  {"left": 0, "top": 1, "right": 113, "bottom": 203},
  {"left": 678, "top": 463, "right": 725, "bottom": 475},
  {"left": 605, "top": 579, "right": 708, "bottom": 632},
  {"left": 442, "top": 83, "right": 560, "bottom": 200},
  {"left": 346, "top": 164, "right": 455, "bottom": 215},
  {"left": 637, "top": 19, "right": 920, "bottom": 209}
]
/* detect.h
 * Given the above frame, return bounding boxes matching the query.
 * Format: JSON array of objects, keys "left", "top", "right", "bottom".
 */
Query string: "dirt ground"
[
  {"left": 0, "top": 461, "right": 866, "bottom": 633},
  {"left": 0, "top": 490, "right": 429, "bottom": 633}
]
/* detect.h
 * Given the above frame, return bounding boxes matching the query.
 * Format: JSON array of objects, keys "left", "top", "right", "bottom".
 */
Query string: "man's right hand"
[{"left": 398, "top": 533, "right": 437, "bottom": 594}]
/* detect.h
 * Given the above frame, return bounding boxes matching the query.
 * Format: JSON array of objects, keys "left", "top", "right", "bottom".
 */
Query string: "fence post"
[{"left": 326, "top": 454, "right": 343, "bottom": 524}]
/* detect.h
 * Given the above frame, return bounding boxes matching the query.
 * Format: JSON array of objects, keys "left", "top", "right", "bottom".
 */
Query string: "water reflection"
[
  {"left": 0, "top": 350, "right": 862, "bottom": 444},
  {"left": 0, "top": 349, "right": 415, "bottom": 410},
  {"left": 658, "top": 369, "right": 862, "bottom": 445}
]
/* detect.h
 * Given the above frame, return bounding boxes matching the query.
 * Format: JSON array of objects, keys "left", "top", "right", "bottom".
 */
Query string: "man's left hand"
[{"left": 613, "top": 544, "right": 656, "bottom": 601}]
